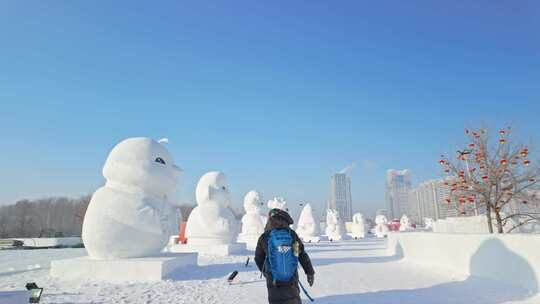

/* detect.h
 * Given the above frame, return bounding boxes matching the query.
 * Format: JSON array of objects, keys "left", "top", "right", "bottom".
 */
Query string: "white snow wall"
[{"left": 388, "top": 232, "right": 540, "bottom": 293}]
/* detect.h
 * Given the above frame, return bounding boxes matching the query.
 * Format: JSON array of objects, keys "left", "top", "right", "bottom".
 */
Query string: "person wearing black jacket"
[{"left": 254, "top": 208, "right": 315, "bottom": 304}]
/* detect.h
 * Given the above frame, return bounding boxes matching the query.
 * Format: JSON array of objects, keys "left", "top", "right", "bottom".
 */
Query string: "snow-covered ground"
[{"left": 0, "top": 238, "right": 538, "bottom": 304}]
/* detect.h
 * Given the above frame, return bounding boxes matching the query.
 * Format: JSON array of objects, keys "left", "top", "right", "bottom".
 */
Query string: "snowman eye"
[
  {"left": 155, "top": 157, "right": 166, "bottom": 165},
  {"left": 222, "top": 186, "right": 227, "bottom": 190}
]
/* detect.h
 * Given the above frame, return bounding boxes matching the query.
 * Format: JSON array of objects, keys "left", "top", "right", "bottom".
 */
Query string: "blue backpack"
[{"left": 266, "top": 228, "right": 299, "bottom": 283}]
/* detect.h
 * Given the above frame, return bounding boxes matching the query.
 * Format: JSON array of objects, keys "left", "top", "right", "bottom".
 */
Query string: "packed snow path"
[{"left": 0, "top": 238, "right": 537, "bottom": 303}]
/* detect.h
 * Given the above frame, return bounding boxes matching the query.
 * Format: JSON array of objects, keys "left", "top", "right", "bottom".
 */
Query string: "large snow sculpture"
[
  {"left": 399, "top": 214, "right": 413, "bottom": 232},
  {"left": 185, "top": 171, "right": 239, "bottom": 245},
  {"left": 267, "top": 197, "right": 287, "bottom": 210},
  {"left": 374, "top": 215, "right": 389, "bottom": 238},
  {"left": 351, "top": 213, "right": 366, "bottom": 239},
  {"left": 82, "top": 137, "right": 181, "bottom": 259},
  {"left": 325, "top": 209, "right": 346, "bottom": 241},
  {"left": 238, "top": 190, "right": 265, "bottom": 249},
  {"left": 296, "top": 204, "right": 320, "bottom": 243}
]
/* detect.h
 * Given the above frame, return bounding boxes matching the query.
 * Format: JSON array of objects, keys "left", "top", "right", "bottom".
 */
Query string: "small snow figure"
[
  {"left": 296, "top": 204, "right": 321, "bottom": 243},
  {"left": 424, "top": 217, "right": 434, "bottom": 231},
  {"left": 350, "top": 213, "right": 366, "bottom": 239},
  {"left": 325, "top": 209, "right": 346, "bottom": 241},
  {"left": 267, "top": 197, "right": 287, "bottom": 211},
  {"left": 255, "top": 209, "right": 315, "bottom": 304},
  {"left": 185, "top": 171, "right": 240, "bottom": 245},
  {"left": 238, "top": 190, "right": 265, "bottom": 249},
  {"left": 374, "top": 215, "right": 389, "bottom": 238},
  {"left": 399, "top": 214, "right": 413, "bottom": 232}
]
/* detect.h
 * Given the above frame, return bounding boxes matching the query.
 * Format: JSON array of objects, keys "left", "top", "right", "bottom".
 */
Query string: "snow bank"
[
  {"left": 388, "top": 232, "right": 540, "bottom": 292},
  {"left": 15, "top": 237, "right": 82, "bottom": 248},
  {"left": 433, "top": 215, "right": 515, "bottom": 234}
]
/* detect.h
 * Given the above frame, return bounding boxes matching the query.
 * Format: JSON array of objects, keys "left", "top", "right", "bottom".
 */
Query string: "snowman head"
[
  {"left": 353, "top": 213, "right": 364, "bottom": 224},
  {"left": 326, "top": 209, "right": 338, "bottom": 225},
  {"left": 103, "top": 137, "right": 181, "bottom": 197},
  {"left": 243, "top": 190, "right": 261, "bottom": 213},
  {"left": 400, "top": 214, "right": 409, "bottom": 225},
  {"left": 196, "top": 171, "right": 231, "bottom": 208},
  {"left": 375, "top": 215, "right": 388, "bottom": 225},
  {"left": 267, "top": 197, "right": 287, "bottom": 211}
]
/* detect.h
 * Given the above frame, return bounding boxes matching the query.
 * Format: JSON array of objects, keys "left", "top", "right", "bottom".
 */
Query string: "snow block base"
[
  {"left": 169, "top": 243, "right": 246, "bottom": 256},
  {"left": 50, "top": 253, "right": 198, "bottom": 283}
]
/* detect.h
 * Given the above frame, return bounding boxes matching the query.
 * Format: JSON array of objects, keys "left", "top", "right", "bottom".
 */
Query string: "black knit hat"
[{"left": 268, "top": 208, "right": 294, "bottom": 225}]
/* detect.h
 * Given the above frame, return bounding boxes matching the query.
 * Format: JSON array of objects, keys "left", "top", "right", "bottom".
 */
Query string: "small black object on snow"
[{"left": 227, "top": 270, "right": 239, "bottom": 284}]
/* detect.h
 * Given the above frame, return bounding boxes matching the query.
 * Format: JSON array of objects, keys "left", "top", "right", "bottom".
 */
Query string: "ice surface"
[
  {"left": 185, "top": 171, "right": 240, "bottom": 245},
  {"left": 351, "top": 213, "right": 366, "bottom": 239},
  {"left": 296, "top": 204, "right": 321, "bottom": 242},
  {"left": 82, "top": 137, "right": 181, "bottom": 259},
  {"left": 1, "top": 240, "right": 537, "bottom": 304}
]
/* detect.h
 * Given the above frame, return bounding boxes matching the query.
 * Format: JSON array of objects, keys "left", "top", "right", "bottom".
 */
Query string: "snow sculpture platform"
[
  {"left": 169, "top": 243, "right": 246, "bottom": 256},
  {"left": 50, "top": 253, "right": 197, "bottom": 283}
]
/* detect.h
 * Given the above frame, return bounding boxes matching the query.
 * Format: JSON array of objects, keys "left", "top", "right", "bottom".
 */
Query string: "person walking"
[{"left": 255, "top": 208, "right": 315, "bottom": 304}]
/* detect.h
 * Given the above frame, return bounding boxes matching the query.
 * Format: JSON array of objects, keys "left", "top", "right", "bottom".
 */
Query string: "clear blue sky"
[{"left": 1, "top": 1, "right": 539, "bottom": 217}]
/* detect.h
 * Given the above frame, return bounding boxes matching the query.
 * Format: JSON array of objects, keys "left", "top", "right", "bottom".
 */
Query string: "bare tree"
[
  {"left": 0, "top": 195, "right": 93, "bottom": 238},
  {"left": 178, "top": 204, "right": 196, "bottom": 222},
  {"left": 439, "top": 127, "right": 540, "bottom": 233}
]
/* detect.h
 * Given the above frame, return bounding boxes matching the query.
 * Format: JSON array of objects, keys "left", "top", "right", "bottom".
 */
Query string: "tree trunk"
[
  {"left": 495, "top": 209, "right": 504, "bottom": 234},
  {"left": 486, "top": 204, "right": 494, "bottom": 234}
]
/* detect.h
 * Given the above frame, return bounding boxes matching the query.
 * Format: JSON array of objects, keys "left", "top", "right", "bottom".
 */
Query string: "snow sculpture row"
[{"left": 82, "top": 136, "right": 378, "bottom": 261}]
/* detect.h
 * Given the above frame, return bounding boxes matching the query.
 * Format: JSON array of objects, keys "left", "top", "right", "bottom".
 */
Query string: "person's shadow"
[{"left": 315, "top": 238, "right": 537, "bottom": 304}]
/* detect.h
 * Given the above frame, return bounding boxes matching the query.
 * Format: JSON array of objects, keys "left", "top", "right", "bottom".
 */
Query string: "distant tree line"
[
  {"left": 0, "top": 195, "right": 91, "bottom": 238},
  {"left": 0, "top": 195, "right": 245, "bottom": 239}
]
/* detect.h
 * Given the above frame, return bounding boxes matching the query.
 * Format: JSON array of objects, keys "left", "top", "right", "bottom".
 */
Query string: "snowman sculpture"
[
  {"left": 351, "top": 213, "right": 366, "bottom": 239},
  {"left": 82, "top": 137, "right": 181, "bottom": 259},
  {"left": 374, "top": 214, "right": 389, "bottom": 238},
  {"left": 267, "top": 197, "right": 287, "bottom": 211},
  {"left": 424, "top": 217, "right": 434, "bottom": 231},
  {"left": 184, "top": 171, "right": 240, "bottom": 245},
  {"left": 325, "top": 209, "right": 346, "bottom": 241},
  {"left": 296, "top": 204, "right": 320, "bottom": 243},
  {"left": 399, "top": 214, "right": 413, "bottom": 232},
  {"left": 237, "top": 190, "right": 265, "bottom": 249}
]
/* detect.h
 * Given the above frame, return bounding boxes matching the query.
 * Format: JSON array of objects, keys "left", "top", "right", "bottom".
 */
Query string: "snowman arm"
[{"left": 136, "top": 204, "right": 164, "bottom": 234}]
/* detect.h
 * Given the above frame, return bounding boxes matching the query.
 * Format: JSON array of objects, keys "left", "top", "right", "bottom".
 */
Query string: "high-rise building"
[
  {"left": 385, "top": 169, "right": 412, "bottom": 220},
  {"left": 329, "top": 173, "right": 353, "bottom": 221},
  {"left": 407, "top": 178, "right": 457, "bottom": 224}
]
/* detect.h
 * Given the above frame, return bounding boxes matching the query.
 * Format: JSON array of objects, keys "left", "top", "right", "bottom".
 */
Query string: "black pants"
[{"left": 266, "top": 277, "right": 301, "bottom": 304}]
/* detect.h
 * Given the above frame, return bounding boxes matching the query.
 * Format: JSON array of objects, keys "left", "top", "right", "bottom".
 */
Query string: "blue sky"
[{"left": 1, "top": 1, "right": 539, "bottom": 217}]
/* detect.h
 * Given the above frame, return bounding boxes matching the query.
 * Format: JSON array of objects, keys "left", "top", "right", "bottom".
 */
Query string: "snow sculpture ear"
[{"left": 158, "top": 138, "right": 169, "bottom": 145}]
